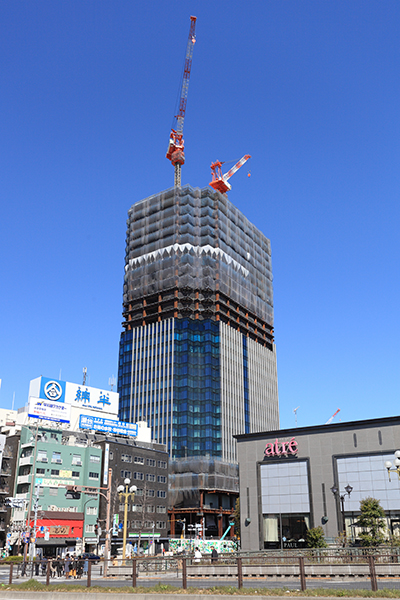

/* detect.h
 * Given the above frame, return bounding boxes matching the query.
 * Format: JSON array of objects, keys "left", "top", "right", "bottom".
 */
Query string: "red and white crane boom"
[
  {"left": 325, "top": 409, "right": 340, "bottom": 425},
  {"left": 209, "top": 154, "right": 251, "bottom": 194},
  {"left": 166, "top": 16, "right": 197, "bottom": 187}
]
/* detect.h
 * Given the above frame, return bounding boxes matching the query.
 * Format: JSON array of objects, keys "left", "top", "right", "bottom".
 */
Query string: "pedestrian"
[
  {"left": 70, "top": 555, "right": 77, "bottom": 579},
  {"left": 76, "top": 556, "right": 84, "bottom": 579},
  {"left": 50, "top": 557, "right": 57, "bottom": 578},
  {"left": 194, "top": 547, "right": 202, "bottom": 563},
  {"left": 35, "top": 558, "right": 40, "bottom": 577},
  {"left": 64, "top": 554, "right": 71, "bottom": 578},
  {"left": 41, "top": 556, "right": 47, "bottom": 576},
  {"left": 83, "top": 556, "right": 89, "bottom": 576},
  {"left": 211, "top": 546, "right": 218, "bottom": 563},
  {"left": 56, "top": 555, "right": 63, "bottom": 578}
]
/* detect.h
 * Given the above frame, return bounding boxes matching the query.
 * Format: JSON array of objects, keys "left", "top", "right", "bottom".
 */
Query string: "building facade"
[
  {"left": 118, "top": 185, "right": 279, "bottom": 461},
  {"left": 12, "top": 426, "right": 102, "bottom": 555},
  {"left": 96, "top": 436, "right": 169, "bottom": 554},
  {"left": 235, "top": 417, "right": 400, "bottom": 551}
]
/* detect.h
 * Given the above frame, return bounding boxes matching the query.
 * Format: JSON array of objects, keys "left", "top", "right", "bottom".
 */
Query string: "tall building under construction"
[{"left": 117, "top": 184, "right": 279, "bottom": 463}]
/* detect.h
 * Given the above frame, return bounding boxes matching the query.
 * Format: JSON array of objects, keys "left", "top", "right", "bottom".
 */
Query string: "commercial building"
[
  {"left": 5, "top": 375, "right": 164, "bottom": 556},
  {"left": 95, "top": 435, "right": 169, "bottom": 555},
  {"left": 235, "top": 416, "right": 400, "bottom": 551},
  {"left": 12, "top": 426, "right": 102, "bottom": 555},
  {"left": 118, "top": 185, "right": 279, "bottom": 462}
]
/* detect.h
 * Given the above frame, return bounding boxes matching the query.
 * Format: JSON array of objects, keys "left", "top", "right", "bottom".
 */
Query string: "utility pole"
[
  {"left": 103, "top": 468, "right": 112, "bottom": 576},
  {"left": 28, "top": 485, "right": 40, "bottom": 561}
]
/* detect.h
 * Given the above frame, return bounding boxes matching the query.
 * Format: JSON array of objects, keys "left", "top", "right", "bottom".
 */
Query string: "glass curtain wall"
[{"left": 173, "top": 319, "right": 221, "bottom": 458}]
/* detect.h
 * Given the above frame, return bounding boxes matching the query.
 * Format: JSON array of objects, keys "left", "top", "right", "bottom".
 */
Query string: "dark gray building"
[
  {"left": 95, "top": 435, "right": 168, "bottom": 553},
  {"left": 235, "top": 417, "right": 400, "bottom": 551},
  {"left": 0, "top": 434, "right": 19, "bottom": 551}
]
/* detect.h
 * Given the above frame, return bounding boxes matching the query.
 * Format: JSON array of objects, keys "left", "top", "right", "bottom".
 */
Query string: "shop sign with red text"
[{"left": 264, "top": 437, "right": 298, "bottom": 458}]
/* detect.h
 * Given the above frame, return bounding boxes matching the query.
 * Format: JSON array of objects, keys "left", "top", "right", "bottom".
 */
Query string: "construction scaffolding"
[{"left": 123, "top": 185, "right": 274, "bottom": 344}]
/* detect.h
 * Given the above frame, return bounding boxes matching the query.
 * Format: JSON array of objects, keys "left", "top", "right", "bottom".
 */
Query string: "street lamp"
[
  {"left": 385, "top": 451, "right": 400, "bottom": 481},
  {"left": 117, "top": 478, "right": 137, "bottom": 560},
  {"left": 331, "top": 484, "right": 353, "bottom": 539}
]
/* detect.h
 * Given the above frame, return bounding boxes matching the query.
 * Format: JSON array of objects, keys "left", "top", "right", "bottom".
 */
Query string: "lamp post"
[
  {"left": 331, "top": 484, "right": 353, "bottom": 539},
  {"left": 385, "top": 451, "right": 400, "bottom": 481},
  {"left": 117, "top": 478, "right": 137, "bottom": 560}
]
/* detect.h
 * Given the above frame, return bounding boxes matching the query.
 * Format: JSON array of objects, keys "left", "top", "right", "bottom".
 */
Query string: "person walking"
[
  {"left": 194, "top": 547, "right": 202, "bottom": 563},
  {"left": 211, "top": 546, "right": 218, "bottom": 563}
]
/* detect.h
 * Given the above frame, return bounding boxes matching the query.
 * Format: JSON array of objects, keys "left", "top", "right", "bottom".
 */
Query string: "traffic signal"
[
  {"left": 94, "top": 520, "right": 102, "bottom": 536},
  {"left": 65, "top": 486, "right": 81, "bottom": 500}
]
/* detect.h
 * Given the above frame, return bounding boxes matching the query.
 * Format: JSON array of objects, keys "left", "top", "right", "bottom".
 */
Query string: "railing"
[{"left": 3, "top": 552, "right": 400, "bottom": 591}]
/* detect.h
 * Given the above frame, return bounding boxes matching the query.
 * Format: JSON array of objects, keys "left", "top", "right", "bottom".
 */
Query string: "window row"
[
  {"left": 117, "top": 504, "right": 166, "bottom": 513},
  {"left": 119, "top": 456, "right": 165, "bottom": 468},
  {"left": 36, "top": 468, "right": 81, "bottom": 478},
  {"left": 36, "top": 451, "right": 100, "bottom": 465},
  {"left": 120, "top": 471, "right": 167, "bottom": 483},
  {"left": 120, "top": 520, "right": 166, "bottom": 529}
]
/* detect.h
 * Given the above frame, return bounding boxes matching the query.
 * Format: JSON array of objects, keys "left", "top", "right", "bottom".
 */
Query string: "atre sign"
[{"left": 264, "top": 437, "right": 298, "bottom": 458}]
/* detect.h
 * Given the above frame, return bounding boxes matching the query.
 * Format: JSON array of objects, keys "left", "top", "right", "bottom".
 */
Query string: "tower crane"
[
  {"left": 325, "top": 409, "right": 340, "bottom": 425},
  {"left": 209, "top": 155, "right": 251, "bottom": 194},
  {"left": 166, "top": 16, "right": 197, "bottom": 188}
]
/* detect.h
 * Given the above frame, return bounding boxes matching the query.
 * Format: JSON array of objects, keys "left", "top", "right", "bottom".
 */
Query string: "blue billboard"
[{"left": 79, "top": 415, "right": 138, "bottom": 437}]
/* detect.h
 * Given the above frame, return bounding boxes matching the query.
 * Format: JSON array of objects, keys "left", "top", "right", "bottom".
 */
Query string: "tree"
[
  {"left": 233, "top": 498, "right": 240, "bottom": 537},
  {"left": 306, "top": 526, "right": 328, "bottom": 548},
  {"left": 357, "top": 497, "right": 386, "bottom": 547}
]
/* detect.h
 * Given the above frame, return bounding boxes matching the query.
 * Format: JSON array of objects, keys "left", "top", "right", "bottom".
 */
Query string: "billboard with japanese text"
[
  {"left": 28, "top": 397, "right": 71, "bottom": 423},
  {"left": 79, "top": 414, "right": 138, "bottom": 437},
  {"left": 29, "top": 376, "right": 119, "bottom": 414}
]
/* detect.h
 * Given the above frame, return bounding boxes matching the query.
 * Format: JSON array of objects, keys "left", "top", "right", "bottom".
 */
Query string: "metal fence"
[{"left": 2, "top": 552, "right": 400, "bottom": 592}]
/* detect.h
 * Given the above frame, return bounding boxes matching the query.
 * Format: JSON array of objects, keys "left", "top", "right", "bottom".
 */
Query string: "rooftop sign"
[{"left": 29, "top": 377, "right": 119, "bottom": 415}]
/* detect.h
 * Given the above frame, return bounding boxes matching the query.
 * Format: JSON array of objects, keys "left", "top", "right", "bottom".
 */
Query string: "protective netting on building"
[
  {"left": 168, "top": 457, "right": 239, "bottom": 508},
  {"left": 124, "top": 185, "right": 274, "bottom": 325}
]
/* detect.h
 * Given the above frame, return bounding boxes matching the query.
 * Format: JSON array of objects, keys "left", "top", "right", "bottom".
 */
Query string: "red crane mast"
[{"left": 166, "top": 16, "right": 197, "bottom": 187}]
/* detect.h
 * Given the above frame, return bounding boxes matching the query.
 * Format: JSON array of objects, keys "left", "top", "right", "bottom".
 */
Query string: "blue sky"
[{"left": 0, "top": 1, "right": 399, "bottom": 430}]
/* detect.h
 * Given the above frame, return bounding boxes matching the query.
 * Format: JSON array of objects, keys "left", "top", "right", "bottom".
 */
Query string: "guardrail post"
[
  {"left": 132, "top": 558, "right": 137, "bottom": 588},
  {"left": 299, "top": 556, "right": 306, "bottom": 591},
  {"left": 182, "top": 558, "right": 187, "bottom": 590},
  {"left": 9, "top": 563, "right": 13, "bottom": 585},
  {"left": 87, "top": 559, "right": 92, "bottom": 588},
  {"left": 46, "top": 559, "right": 50, "bottom": 586},
  {"left": 368, "top": 555, "right": 378, "bottom": 591},
  {"left": 237, "top": 557, "right": 243, "bottom": 589}
]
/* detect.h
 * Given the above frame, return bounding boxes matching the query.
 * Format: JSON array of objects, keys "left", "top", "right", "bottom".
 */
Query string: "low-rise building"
[{"left": 236, "top": 416, "right": 400, "bottom": 551}]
